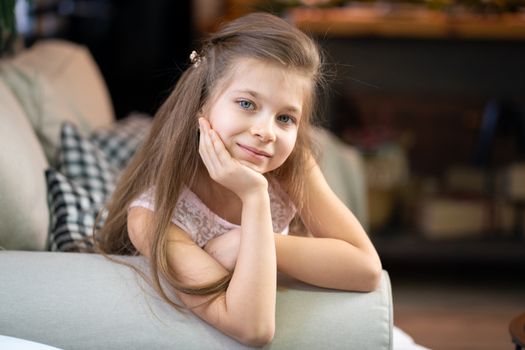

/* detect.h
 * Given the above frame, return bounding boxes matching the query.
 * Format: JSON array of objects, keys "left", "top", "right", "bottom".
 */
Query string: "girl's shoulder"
[{"left": 128, "top": 187, "right": 156, "bottom": 211}]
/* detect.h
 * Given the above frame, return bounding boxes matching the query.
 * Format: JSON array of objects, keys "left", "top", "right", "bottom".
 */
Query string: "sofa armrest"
[{"left": 0, "top": 251, "right": 392, "bottom": 350}]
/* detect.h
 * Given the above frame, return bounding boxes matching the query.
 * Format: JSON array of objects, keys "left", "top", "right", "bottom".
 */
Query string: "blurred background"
[{"left": 4, "top": 0, "right": 525, "bottom": 348}]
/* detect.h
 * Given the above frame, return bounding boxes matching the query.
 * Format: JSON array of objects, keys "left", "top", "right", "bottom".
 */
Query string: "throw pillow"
[
  {"left": 46, "top": 122, "right": 118, "bottom": 251},
  {"left": 89, "top": 113, "right": 152, "bottom": 170},
  {"left": 57, "top": 122, "right": 119, "bottom": 204},
  {"left": 45, "top": 169, "right": 102, "bottom": 252}
]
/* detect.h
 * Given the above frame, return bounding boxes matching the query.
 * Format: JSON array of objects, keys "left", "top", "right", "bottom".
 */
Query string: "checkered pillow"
[
  {"left": 89, "top": 113, "right": 152, "bottom": 170},
  {"left": 46, "top": 122, "right": 118, "bottom": 251},
  {"left": 45, "top": 169, "right": 102, "bottom": 252},
  {"left": 57, "top": 122, "right": 119, "bottom": 204}
]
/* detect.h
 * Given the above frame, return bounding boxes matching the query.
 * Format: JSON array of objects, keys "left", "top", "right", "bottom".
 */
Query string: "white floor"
[
  {"left": 0, "top": 336, "right": 61, "bottom": 350},
  {"left": 394, "top": 326, "right": 431, "bottom": 350},
  {"left": 2, "top": 329, "right": 428, "bottom": 350}
]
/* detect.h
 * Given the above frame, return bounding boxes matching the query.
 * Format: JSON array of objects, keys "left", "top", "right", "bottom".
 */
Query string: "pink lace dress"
[{"left": 129, "top": 181, "right": 297, "bottom": 247}]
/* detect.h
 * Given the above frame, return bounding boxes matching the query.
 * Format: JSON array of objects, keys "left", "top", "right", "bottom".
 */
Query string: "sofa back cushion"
[
  {"left": 0, "top": 79, "right": 49, "bottom": 250},
  {"left": 0, "top": 39, "right": 115, "bottom": 164}
]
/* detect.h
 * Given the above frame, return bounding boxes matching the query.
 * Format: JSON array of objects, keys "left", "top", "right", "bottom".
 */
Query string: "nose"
[{"left": 250, "top": 117, "right": 276, "bottom": 142}]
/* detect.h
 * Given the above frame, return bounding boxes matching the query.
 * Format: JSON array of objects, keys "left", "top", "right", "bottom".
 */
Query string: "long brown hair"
[{"left": 95, "top": 12, "right": 324, "bottom": 309}]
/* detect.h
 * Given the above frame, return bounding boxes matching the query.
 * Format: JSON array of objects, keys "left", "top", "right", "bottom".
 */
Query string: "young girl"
[{"left": 96, "top": 12, "right": 382, "bottom": 347}]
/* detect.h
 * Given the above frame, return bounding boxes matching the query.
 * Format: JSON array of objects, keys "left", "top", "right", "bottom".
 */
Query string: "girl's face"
[{"left": 204, "top": 58, "right": 310, "bottom": 174}]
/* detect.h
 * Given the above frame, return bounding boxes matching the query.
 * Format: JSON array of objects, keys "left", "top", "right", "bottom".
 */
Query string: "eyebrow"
[{"left": 233, "top": 89, "right": 302, "bottom": 114}]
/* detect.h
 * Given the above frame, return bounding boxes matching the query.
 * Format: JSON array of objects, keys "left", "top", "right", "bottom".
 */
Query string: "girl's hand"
[
  {"left": 204, "top": 228, "right": 241, "bottom": 272},
  {"left": 198, "top": 118, "right": 268, "bottom": 200}
]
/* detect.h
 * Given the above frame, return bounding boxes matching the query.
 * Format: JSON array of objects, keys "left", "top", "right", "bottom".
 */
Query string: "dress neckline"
[{"left": 182, "top": 186, "right": 241, "bottom": 228}]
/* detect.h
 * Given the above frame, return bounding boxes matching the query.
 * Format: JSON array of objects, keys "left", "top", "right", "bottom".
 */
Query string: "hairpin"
[{"left": 190, "top": 50, "right": 202, "bottom": 67}]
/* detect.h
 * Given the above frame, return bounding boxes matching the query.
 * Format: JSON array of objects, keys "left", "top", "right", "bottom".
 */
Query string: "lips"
[{"left": 237, "top": 143, "right": 272, "bottom": 158}]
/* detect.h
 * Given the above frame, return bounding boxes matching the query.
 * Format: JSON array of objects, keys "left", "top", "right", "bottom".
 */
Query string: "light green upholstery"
[
  {"left": 0, "top": 251, "right": 393, "bottom": 350},
  {"left": 0, "top": 40, "right": 114, "bottom": 164},
  {"left": 0, "top": 78, "right": 49, "bottom": 250}
]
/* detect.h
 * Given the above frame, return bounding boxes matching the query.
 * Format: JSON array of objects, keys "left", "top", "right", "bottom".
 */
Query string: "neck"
[
  {"left": 192, "top": 171, "right": 242, "bottom": 219},
  {"left": 207, "top": 176, "right": 239, "bottom": 203}
]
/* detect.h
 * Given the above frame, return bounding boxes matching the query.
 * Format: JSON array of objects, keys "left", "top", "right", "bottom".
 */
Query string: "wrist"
[{"left": 239, "top": 185, "right": 269, "bottom": 204}]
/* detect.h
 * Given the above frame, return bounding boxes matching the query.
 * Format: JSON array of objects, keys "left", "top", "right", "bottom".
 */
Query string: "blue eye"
[
  {"left": 277, "top": 115, "right": 296, "bottom": 125},
  {"left": 238, "top": 100, "right": 254, "bottom": 110}
]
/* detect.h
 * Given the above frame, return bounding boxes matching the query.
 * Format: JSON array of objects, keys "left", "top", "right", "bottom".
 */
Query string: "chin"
[
  {"left": 240, "top": 160, "right": 265, "bottom": 174},
  {"left": 242, "top": 159, "right": 283, "bottom": 174}
]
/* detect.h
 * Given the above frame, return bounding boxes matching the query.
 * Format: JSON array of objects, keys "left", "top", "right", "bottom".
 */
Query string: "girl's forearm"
[
  {"left": 226, "top": 189, "right": 276, "bottom": 338},
  {"left": 275, "top": 234, "right": 382, "bottom": 292}
]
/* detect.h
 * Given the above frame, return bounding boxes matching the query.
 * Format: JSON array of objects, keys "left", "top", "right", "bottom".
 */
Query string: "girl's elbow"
[
  {"left": 363, "top": 261, "right": 383, "bottom": 292},
  {"left": 237, "top": 321, "right": 275, "bottom": 347},
  {"left": 370, "top": 267, "right": 383, "bottom": 291},
  {"left": 351, "top": 256, "right": 383, "bottom": 292}
]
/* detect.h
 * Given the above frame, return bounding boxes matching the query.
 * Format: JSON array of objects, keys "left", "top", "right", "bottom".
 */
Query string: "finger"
[
  {"left": 201, "top": 118, "right": 228, "bottom": 178},
  {"left": 198, "top": 118, "right": 210, "bottom": 160},
  {"left": 198, "top": 119, "right": 217, "bottom": 175},
  {"left": 209, "top": 129, "right": 231, "bottom": 166},
  {"left": 201, "top": 119, "right": 224, "bottom": 171},
  {"left": 200, "top": 118, "right": 226, "bottom": 169}
]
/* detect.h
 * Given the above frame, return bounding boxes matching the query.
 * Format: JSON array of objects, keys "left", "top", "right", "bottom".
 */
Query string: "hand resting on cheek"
[{"left": 198, "top": 117, "right": 268, "bottom": 200}]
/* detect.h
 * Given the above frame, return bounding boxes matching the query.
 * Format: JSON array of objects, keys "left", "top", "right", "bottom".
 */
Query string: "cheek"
[
  {"left": 278, "top": 132, "right": 298, "bottom": 160},
  {"left": 209, "top": 116, "right": 246, "bottom": 145},
  {"left": 208, "top": 114, "right": 232, "bottom": 141},
  {"left": 206, "top": 100, "right": 232, "bottom": 135},
  {"left": 210, "top": 123, "right": 235, "bottom": 145}
]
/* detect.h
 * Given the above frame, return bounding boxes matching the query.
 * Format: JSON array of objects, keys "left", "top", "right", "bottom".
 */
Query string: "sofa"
[{"left": 0, "top": 40, "right": 393, "bottom": 349}]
